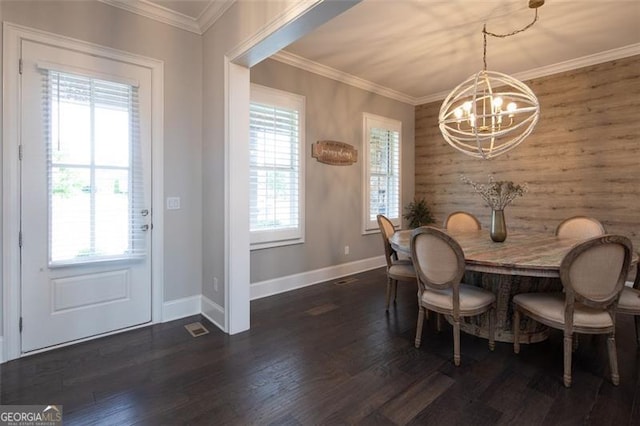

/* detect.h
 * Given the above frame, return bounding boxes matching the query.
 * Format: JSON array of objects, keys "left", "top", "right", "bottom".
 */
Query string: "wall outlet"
[
  {"left": 344, "top": 245, "right": 350, "bottom": 255},
  {"left": 213, "top": 277, "right": 219, "bottom": 292},
  {"left": 166, "top": 197, "right": 181, "bottom": 210}
]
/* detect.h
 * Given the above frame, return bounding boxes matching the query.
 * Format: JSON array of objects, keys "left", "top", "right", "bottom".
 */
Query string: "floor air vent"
[{"left": 184, "top": 322, "right": 210, "bottom": 337}]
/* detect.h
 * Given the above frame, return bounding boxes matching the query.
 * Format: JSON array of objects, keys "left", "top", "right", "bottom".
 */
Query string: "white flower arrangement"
[{"left": 461, "top": 175, "right": 528, "bottom": 210}]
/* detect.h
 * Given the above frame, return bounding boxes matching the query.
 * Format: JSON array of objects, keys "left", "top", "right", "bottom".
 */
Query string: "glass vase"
[{"left": 490, "top": 209, "right": 507, "bottom": 242}]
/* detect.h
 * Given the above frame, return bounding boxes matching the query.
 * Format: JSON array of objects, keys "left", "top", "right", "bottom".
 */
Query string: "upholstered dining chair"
[
  {"left": 411, "top": 226, "right": 496, "bottom": 366},
  {"left": 513, "top": 235, "right": 633, "bottom": 387},
  {"left": 616, "top": 257, "right": 640, "bottom": 346},
  {"left": 555, "top": 216, "right": 606, "bottom": 240},
  {"left": 377, "top": 214, "right": 416, "bottom": 311},
  {"left": 444, "top": 211, "right": 482, "bottom": 232}
]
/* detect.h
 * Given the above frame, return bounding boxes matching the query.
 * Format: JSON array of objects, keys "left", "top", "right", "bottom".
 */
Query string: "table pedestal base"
[{"left": 456, "top": 271, "right": 563, "bottom": 344}]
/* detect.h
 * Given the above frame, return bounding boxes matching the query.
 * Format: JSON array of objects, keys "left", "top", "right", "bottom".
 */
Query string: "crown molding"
[
  {"left": 415, "top": 43, "right": 640, "bottom": 106},
  {"left": 514, "top": 42, "right": 640, "bottom": 84},
  {"left": 99, "top": 0, "right": 236, "bottom": 35},
  {"left": 271, "top": 50, "right": 416, "bottom": 105},
  {"left": 227, "top": 0, "right": 329, "bottom": 65},
  {"left": 413, "top": 90, "right": 451, "bottom": 106},
  {"left": 198, "top": 0, "right": 235, "bottom": 34},
  {"left": 99, "top": 0, "right": 201, "bottom": 33},
  {"left": 276, "top": 43, "right": 640, "bottom": 107}
]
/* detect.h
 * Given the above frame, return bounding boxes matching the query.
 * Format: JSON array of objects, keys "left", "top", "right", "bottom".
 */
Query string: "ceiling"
[{"left": 136, "top": 0, "right": 640, "bottom": 104}]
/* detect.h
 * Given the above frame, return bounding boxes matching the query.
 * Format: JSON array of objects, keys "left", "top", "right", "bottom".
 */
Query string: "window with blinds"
[
  {"left": 249, "top": 84, "right": 305, "bottom": 249},
  {"left": 43, "top": 69, "right": 146, "bottom": 264},
  {"left": 363, "top": 113, "right": 402, "bottom": 232}
]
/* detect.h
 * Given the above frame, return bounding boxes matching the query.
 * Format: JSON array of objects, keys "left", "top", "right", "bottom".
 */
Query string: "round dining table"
[{"left": 389, "top": 228, "right": 638, "bottom": 343}]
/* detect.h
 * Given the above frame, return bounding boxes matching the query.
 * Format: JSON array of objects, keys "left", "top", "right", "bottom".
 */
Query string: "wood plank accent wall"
[{"left": 415, "top": 55, "right": 640, "bottom": 259}]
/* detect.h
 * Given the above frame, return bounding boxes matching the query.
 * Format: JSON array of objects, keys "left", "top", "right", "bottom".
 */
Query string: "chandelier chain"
[{"left": 482, "top": 8, "right": 539, "bottom": 71}]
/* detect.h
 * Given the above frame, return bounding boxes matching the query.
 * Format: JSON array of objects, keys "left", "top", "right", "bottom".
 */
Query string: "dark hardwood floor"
[{"left": 2, "top": 267, "right": 639, "bottom": 425}]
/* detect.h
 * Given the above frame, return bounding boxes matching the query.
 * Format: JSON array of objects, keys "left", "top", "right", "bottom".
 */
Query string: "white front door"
[{"left": 19, "top": 40, "right": 153, "bottom": 353}]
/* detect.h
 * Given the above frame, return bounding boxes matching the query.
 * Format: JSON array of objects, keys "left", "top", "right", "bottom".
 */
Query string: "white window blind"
[
  {"left": 43, "top": 69, "right": 146, "bottom": 264},
  {"left": 363, "top": 113, "right": 402, "bottom": 232},
  {"left": 249, "top": 84, "right": 305, "bottom": 248}
]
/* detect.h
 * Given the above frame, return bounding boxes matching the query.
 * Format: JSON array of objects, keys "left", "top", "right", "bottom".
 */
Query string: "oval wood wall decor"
[{"left": 312, "top": 140, "right": 358, "bottom": 166}]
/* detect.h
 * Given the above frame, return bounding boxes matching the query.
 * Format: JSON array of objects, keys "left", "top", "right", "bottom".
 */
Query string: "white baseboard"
[
  {"left": 162, "top": 295, "right": 202, "bottom": 323},
  {"left": 164, "top": 257, "right": 386, "bottom": 329},
  {"left": 201, "top": 295, "right": 225, "bottom": 332},
  {"left": 162, "top": 294, "right": 226, "bottom": 333},
  {"left": 250, "top": 255, "right": 386, "bottom": 300}
]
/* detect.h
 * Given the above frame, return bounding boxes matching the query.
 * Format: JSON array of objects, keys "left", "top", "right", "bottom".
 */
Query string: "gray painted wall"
[
  {"left": 249, "top": 58, "right": 415, "bottom": 283},
  {"left": 0, "top": 0, "right": 204, "bottom": 332},
  {"left": 201, "top": 0, "right": 303, "bottom": 311}
]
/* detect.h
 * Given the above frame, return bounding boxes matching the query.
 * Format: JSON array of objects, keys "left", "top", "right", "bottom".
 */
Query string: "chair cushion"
[
  {"left": 388, "top": 263, "right": 416, "bottom": 280},
  {"left": 514, "top": 292, "right": 613, "bottom": 329},
  {"left": 617, "top": 287, "right": 640, "bottom": 312},
  {"left": 421, "top": 284, "right": 495, "bottom": 313}
]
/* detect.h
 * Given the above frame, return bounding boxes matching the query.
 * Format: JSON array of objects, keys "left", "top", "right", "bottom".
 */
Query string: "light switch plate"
[{"left": 166, "top": 197, "right": 181, "bottom": 210}]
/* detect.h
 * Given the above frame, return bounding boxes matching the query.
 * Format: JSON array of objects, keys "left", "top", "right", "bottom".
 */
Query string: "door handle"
[
  {"left": 141, "top": 209, "right": 149, "bottom": 217},
  {"left": 141, "top": 224, "right": 149, "bottom": 231}
]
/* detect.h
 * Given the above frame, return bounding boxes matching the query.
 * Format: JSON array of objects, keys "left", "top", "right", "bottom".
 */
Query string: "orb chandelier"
[{"left": 439, "top": 0, "right": 544, "bottom": 160}]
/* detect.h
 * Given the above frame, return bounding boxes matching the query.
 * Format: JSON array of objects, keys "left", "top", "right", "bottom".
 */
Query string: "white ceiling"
[
  {"left": 118, "top": 0, "right": 640, "bottom": 104},
  {"left": 281, "top": 0, "right": 640, "bottom": 104}
]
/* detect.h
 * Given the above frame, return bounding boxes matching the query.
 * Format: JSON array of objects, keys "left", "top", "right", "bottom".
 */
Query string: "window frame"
[
  {"left": 362, "top": 113, "right": 402, "bottom": 234},
  {"left": 249, "top": 83, "right": 305, "bottom": 250}
]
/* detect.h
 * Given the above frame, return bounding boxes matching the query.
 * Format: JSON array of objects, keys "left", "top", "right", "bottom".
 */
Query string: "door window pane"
[
  {"left": 51, "top": 167, "right": 91, "bottom": 261},
  {"left": 46, "top": 70, "right": 144, "bottom": 264},
  {"left": 50, "top": 76, "right": 91, "bottom": 165},
  {"left": 95, "top": 105, "right": 130, "bottom": 167},
  {"left": 95, "top": 169, "right": 130, "bottom": 256}
]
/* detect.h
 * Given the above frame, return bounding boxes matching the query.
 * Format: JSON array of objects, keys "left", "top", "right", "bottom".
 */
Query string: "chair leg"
[
  {"left": 385, "top": 278, "right": 392, "bottom": 311},
  {"left": 415, "top": 307, "right": 425, "bottom": 348},
  {"left": 488, "top": 307, "right": 496, "bottom": 351},
  {"left": 513, "top": 308, "right": 521, "bottom": 354},
  {"left": 436, "top": 313, "right": 442, "bottom": 332},
  {"left": 394, "top": 280, "right": 399, "bottom": 302},
  {"left": 607, "top": 332, "right": 620, "bottom": 386},
  {"left": 635, "top": 316, "right": 640, "bottom": 347},
  {"left": 572, "top": 334, "right": 579, "bottom": 352},
  {"left": 453, "top": 319, "right": 461, "bottom": 366},
  {"left": 563, "top": 332, "right": 573, "bottom": 388}
]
